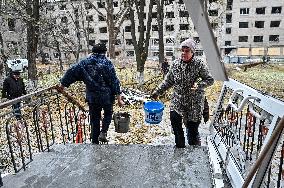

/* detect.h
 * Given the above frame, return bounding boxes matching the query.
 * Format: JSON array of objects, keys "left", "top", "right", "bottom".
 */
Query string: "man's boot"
[{"left": 98, "top": 132, "right": 108, "bottom": 143}]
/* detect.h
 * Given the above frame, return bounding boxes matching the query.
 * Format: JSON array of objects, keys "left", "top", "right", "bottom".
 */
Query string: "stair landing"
[{"left": 3, "top": 144, "right": 212, "bottom": 187}]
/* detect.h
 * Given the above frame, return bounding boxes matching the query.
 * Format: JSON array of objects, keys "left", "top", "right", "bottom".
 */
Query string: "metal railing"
[
  {"left": 209, "top": 79, "right": 284, "bottom": 187},
  {"left": 0, "top": 84, "right": 89, "bottom": 175}
]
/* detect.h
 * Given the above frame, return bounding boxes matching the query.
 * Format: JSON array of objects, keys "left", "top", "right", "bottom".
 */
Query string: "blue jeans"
[
  {"left": 88, "top": 103, "right": 113, "bottom": 144},
  {"left": 170, "top": 110, "right": 201, "bottom": 147},
  {"left": 12, "top": 102, "right": 22, "bottom": 120}
]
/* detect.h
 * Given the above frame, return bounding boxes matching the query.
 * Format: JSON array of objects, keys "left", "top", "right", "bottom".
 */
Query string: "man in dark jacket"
[
  {"left": 2, "top": 70, "right": 27, "bottom": 119},
  {"left": 59, "top": 43, "right": 124, "bottom": 144}
]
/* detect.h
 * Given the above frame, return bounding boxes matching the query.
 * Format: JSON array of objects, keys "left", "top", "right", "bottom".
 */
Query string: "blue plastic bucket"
[{"left": 143, "top": 101, "right": 164, "bottom": 124}]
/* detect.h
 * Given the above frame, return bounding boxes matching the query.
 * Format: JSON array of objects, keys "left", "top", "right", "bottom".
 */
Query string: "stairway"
[{"left": 3, "top": 144, "right": 212, "bottom": 188}]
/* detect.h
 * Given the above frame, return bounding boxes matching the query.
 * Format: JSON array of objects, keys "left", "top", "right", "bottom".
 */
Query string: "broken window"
[
  {"left": 180, "top": 24, "right": 189, "bottom": 30},
  {"left": 256, "top": 7, "right": 265, "bottom": 14},
  {"left": 226, "top": 14, "right": 232, "bottom": 23},
  {"left": 166, "top": 12, "right": 175, "bottom": 18},
  {"left": 239, "top": 36, "right": 248, "bottom": 42},
  {"left": 253, "top": 36, "right": 263, "bottom": 42},
  {"left": 255, "top": 21, "right": 264, "bottom": 28},
  {"left": 125, "top": 39, "right": 133, "bottom": 45},
  {"left": 179, "top": 11, "right": 189, "bottom": 17},
  {"left": 126, "top": 51, "right": 134, "bottom": 56},
  {"left": 98, "top": 15, "right": 105, "bottom": 21},
  {"left": 152, "top": 25, "right": 158, "bottom": 31},
  {"left": 208, "top": 9, "right": 218, "bottom": 16},
  {"left": 269, "top": 35, "right": 279, "bottom": 42},
  {"left": 270, "top": 21, "right": 280, "bottom": 27},
  {"left": 99, "top": 27, "right": 107, "bottom": 33},
  {"left": 166, "top": 25, "right": 174, "bottom": 31},
  {"left": 88, "top": 27, "right": 94, "bottom": 33},
  {"left": 8, "top": 18, "right": 15, "bottom": 31},
  {"left": 226, "top": 28, "right": 231, "bottom": 34},
  {"left": 271, "top": 7, "right": 282, "bottom": 14},
  {"left": 86, "top": 15, "right": 93, "bottom": 21}
]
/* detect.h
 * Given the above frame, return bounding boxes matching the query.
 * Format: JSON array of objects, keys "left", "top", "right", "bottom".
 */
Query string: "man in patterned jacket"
[
  {"left": 59, "top": 43, "right": 124, "bottom": 144},
  {"left": 152, "top": 38, "right": 214, "bottom": 148}
]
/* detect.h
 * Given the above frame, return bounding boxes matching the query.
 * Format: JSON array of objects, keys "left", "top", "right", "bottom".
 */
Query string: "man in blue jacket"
[{"left": 59, "top": 43, "right": 124, "bottom": 144}]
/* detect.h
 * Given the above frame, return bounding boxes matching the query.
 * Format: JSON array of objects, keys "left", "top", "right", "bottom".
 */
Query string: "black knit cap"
[
  {"left": 11, "top": 70, "right": 21, "bottom": 75},
  {"left": 92, "top": 43, "right": 107, "bottom": 54}
]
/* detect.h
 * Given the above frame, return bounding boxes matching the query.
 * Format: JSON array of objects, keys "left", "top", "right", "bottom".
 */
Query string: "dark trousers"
[
  {"left": 88, "top": 103, "right": 113, "bottom": 144},
  {"left": 12, "top": 102, "right": 21, "bottom": 120},
  {"left": 170, "top": 110, "right": 201, "bottom": 147}
]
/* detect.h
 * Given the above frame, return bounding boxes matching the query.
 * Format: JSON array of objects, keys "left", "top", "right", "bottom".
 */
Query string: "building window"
[
  {"left": 271, "top": 7, "right": 281, "bottom": 14},
  {"left": 195, "top": 50, "right": 203, "bottom": 56},
  {"left": 86, "top": 15, "right": 93, "bottom": 21},
  {"left": 240, "top": 8, "right": 249, "bottom": 15},
  {"left": 125, "top": 26, "right": 131, "bottom": 32},
  {"left": 99, "top": 27, "right": 107, "bottom": 33},
  {"left": 84, "top": 3, "right": 92, "bottom": 9},
  {"left": 211, "top": 22, "right": 218, "bottom": 29},
  {"left": 138, "top": 25, "right": 146, "bottom": 31},
  {"left": 125, "top": 39, "right": 133, "bottom": 45},
  {"left": 97, "top": 2, "right": 105, "bottom": 8},
  {"left": 166, "top": 25, "right": 174, "bottom": 31},
  {"left": 152, "top": 12, "right": 157, "bottom": 18},
  {"left": 98, "top": 15, "right": 105, "bottom": 21},
  {"left": 113, "top": 1, "right": 118, "bottom": 7},
  {"left": 269, "top": 35, "right": 279, "bottom": 42},
  {"left": 253, "top": 36, "right": 263, "bottom": 42},
  {"left": 270, "top": 21, "right": 280, "bottom": 27},
  {"left": 226, "top": 28, "right": 231, "bottom": 34},
  {"left": 152, "top": 25, "right": 158, "bottom": 31},
  {"left": 180, "top": 38, "right": 187, "bottom": 43},
  {"left": 180, "top": 24, "right": 189, "bottom": 30},
  {"left": 115, "top": 39, "right": 121, "bottom": 45},
  {"left": 239, "top": 22, "right": 248, "bottom": 28},
  {"left": 8, "top": 18, "right": 15, "bottom": 31},
  {"left": 165, "top": 51, "right": 174, "bottom": 56},
  {"left": 179, "top": 11, "right": 189, "bottom": 17},
  {"left": 165, "top": 0, "right": 174, "bottom": 5},
  {"left": 59, "top": 4, "right": 67, "bottom": 10},
  {"left": 225, "top": 41, "right": 231, "bottom": 46},
  {"left": 239, "top": 36, "right": 248, "bottom": 42},
  {"left": 166, "top": 12, "right": 175, "bottom": 18},
  {"left": 166, "top": 38, "right": 175, "bottom": 44},
  {"left": 100, "top": 40, "right": 108, "bottom": 44},
  {"left": 88, "top": 27, "right": 94, "bottom": 33},
  {"left": 62, "top": 29, "right": 69, "bottom": 34},
  {"left": 255, "top": 21, "right": 264, "bottom": 28},
  {"left": 226, "top": 0, "right": 233, "bottom": 10},
  {"left": 208, "top": 9, "right": 218, "bottom": 16},
  {"left": 126, "top": 51, "right": 134, "bottom": 56},
  {"left": 226, "top": 14, "right": 232, "bottom": 23},
  {"left": 256, "top": 7, "right": 265, "bottom": 14}
]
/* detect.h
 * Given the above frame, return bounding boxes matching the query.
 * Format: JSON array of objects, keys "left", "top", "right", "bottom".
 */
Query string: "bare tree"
[
  {"left": 128, "top": 0, "right": 154, "bottom": 84},
  {"left": 85, "top": 0, "right": 129, "bottom": 59},
  {"left": 156, "top": 0, "right": 165, "bottom": 67}
]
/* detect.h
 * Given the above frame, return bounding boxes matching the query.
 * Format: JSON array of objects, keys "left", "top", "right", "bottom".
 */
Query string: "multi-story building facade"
[
  {"left": 1, "top": 0, "right": 283, "bottom": 62},
  {"left": 221, "top": 0, "right": 284, "bottom": 59}
]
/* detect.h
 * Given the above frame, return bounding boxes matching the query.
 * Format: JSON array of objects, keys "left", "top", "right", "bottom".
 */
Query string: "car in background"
[{"left": 6, "top": 58, "right": 28, "bottom": 72}]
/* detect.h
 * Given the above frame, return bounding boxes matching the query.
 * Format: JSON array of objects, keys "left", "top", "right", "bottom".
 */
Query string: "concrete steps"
[{"left": 3, "top": 144, "right": 212, "bottom": 188}]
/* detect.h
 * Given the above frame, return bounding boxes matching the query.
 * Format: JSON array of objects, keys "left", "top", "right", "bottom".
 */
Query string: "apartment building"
[
  {"left": 1, "top": 0, "right": 283, "bottom": 62},
  {"left": 221, "top": 0, "right": 284, "bottom": 58}
]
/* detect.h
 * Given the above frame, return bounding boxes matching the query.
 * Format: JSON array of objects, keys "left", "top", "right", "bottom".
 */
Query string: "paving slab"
[{"left": 3, "top": 144, "right": 212, "bottom": 188}]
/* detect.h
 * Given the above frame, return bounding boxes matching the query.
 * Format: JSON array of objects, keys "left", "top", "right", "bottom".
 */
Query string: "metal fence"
[
  {"left": 0, "top": 85, "right": 89, "bottom": 176},
  {"left": 209, "top": 79, "right": 284, "bottom": 187}
]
